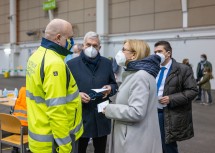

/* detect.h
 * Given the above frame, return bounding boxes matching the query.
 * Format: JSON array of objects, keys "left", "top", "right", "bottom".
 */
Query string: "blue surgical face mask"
[{"left": 65, "top": 38, "right": 74, "bottom": 51}]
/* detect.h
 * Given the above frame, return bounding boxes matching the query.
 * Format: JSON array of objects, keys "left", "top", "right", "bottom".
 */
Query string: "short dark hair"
[
  {"left": 201, "top": 54, "right": 207, "bottom": 60},
  {"left": 154, "top": 41, "right": 172, "bottom": 53}
]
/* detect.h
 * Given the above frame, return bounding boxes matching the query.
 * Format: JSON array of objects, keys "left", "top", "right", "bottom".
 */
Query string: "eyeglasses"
[
  {"left": 88, "top": 92, "right": 104, "bottom": 101},
  {"left": 122, "top": 47, "right": 134, "bottom": 53}
]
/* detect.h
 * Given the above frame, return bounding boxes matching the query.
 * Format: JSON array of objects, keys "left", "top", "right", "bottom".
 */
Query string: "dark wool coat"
[{"left": 67, "top": 54, "right": 118, "bottom": 138}]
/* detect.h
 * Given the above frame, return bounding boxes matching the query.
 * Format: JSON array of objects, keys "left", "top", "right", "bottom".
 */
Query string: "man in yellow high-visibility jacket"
[{"left": 26, "top": 19, "right": 83, "bottom": 153}]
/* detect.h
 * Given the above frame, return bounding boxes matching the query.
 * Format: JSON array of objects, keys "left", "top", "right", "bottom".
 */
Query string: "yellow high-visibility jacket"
[{"left": 26, "top": 38, "right": 83, "bottom": 153}]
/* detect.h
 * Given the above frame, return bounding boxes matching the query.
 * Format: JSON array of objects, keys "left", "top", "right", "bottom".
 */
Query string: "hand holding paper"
[
  {"left": 102, "top": 85, "right": 112, "bottom": 98},
  {"left": 91, "top": 85, "right": 111, "bottom": 99},
  {"left": 97, "top": 100, "right": 109, "bottom": 113}
]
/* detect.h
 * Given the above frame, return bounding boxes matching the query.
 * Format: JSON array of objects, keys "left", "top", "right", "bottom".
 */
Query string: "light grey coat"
[{"left": 105, "top": 70, "right": 162, "bottom": 153}]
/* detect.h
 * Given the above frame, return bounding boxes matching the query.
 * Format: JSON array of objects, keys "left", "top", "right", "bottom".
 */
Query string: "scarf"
[
  {"left": 125, "top": 55, "right": 161, "bottom": 78},
  {"left": 80, "top": 51, "right": 101, "bottom": 72},
  {"left": 200, "top": 61, "right": 206, "bottom": 70}
]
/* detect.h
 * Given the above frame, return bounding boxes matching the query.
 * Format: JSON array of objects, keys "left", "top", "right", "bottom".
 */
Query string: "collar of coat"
[
  {"left": 163, "top": 58, "right": 181, "bottom": 86},
  {"left": 40, "top": 37, "right": 70, "bottom": 56},
  {"left": 168, "top": 58, "right": 179, "bottom": 75}
]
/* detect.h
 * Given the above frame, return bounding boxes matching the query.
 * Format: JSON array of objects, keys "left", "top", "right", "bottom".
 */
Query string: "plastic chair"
[{"left": 0, "top": 113, "right": 28, "bottom": 153}]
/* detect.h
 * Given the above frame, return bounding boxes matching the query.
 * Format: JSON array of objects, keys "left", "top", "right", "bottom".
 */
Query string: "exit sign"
[{"left": 43, "top": 0, "right": 56, "bottom": 11}]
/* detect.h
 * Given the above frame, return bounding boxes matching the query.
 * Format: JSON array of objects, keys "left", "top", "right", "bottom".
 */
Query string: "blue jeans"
[
  {"left": 158, "top": 110, "right": 179, "bottom": 153},
  {"left": 208, "top": 90, "right": 212, "bottom": 103},
  {"left": 202, "top": 89, "right": 212, "bottom": 103}
]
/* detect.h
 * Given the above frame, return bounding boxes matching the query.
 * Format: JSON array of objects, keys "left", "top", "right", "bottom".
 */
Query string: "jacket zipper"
[{"left": 73, "top": 108, "right": 77, "bottom": 126}]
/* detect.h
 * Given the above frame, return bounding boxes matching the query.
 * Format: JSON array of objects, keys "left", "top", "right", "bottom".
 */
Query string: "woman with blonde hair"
[{"left": 104, "top": 39, "right": 163, "bottom": 153}]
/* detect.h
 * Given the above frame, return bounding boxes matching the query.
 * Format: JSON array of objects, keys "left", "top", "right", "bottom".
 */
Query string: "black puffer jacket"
[{"left": 163, "top": 58, "right": 198, "bottom": 144}]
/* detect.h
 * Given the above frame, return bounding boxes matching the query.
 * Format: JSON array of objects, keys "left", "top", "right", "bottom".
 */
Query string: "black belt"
[{"left": 158, "top": 109, "right": 164, "bottom": 113}]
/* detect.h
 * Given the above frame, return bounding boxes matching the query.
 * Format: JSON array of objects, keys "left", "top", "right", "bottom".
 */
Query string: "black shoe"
[{"left": 11, "top": 147, "right": 19, "bottom": 153}]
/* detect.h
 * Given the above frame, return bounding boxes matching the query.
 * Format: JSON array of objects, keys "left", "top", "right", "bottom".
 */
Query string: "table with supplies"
[
  {"left": 0, "top": 96, "right": 16, "bottom": 114},
  {"left": 0, "top": 97, "right": 16, "bottom": 106}
]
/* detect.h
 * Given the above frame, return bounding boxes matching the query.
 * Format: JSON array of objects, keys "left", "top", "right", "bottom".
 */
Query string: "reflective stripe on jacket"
[
  {"left": 26, "top": 38, "right": 83, "bottom": 153},
  {"left": 13, "top": 86, "right": 28, "bottom": 126}
]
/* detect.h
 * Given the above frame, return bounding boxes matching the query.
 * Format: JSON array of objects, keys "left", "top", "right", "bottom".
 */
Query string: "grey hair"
[{"left": 84, "top": 31, "right": 100, "bottom": 44}]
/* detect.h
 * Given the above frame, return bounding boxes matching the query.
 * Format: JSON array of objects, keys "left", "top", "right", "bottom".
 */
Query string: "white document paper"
[
  {"left": 97, "top": 100, "right": 109, "bottom": 113},
  {"left": 92, "top": 88, "right": 108, "bottom": 93}
]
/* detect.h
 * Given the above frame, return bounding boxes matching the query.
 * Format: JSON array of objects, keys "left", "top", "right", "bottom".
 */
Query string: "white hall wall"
[
  {"left": 0, "top": 46, "right": 37, "bottom": 76},
  {"left": 0, "top": 28, "right": 215, "bottom": 89},
  {"left": 107, "top": 39, "right": 215, "bottom": 89},
  {"left": 103, "top": 27, "right": 215, "bottom": 89}
]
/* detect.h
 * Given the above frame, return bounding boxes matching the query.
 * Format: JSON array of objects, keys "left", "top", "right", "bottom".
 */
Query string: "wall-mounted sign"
[{"left": 43, "top": 0, "right": 56, "bottom": 11}]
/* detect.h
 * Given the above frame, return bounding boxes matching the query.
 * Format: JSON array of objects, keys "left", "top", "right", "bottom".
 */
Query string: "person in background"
[
  {"left": 67, "top": 31, "right": 118, "bottom": 153},
  {"left": 154, "top": 41, "right": 198, "bottom": 153},
  {"left": 108, "top": 57, "right": 120, "bottom": 81},
  {"left": 73, "top": 43, "right": 83, "bottom": 58},
  {"left": 26, "top": 19, "right": 83, "bottom": 153},
  {"left": 182, "top": 58, "right": 192, "bottom": 67},
  {"left": 196, "top": 54, "right": 213, "bottom": 101},
  {"left": 104, "top": 39, "right": 163, "bottom": 153},
  {"left": 12, "top": 86, "right": 28, "bottom": 128},
  {"left": 182, "top": 58, "right": 193, "bottom": 74},
  {"left": 197, "top": 67, "right": 213, "bottom": 105},
  {"left": 12, "top": 86, "right": 28, "bottom": 153}
]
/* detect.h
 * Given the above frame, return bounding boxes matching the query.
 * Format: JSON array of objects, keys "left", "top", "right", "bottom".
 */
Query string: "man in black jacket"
[
  {"left": 67, "top": 31, "right": 118, "bottom": 153},
  {"left": 154, "top": 41, "right": 198, "bottom": 153}
]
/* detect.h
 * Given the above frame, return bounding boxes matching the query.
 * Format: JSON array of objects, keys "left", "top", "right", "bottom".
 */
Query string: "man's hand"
[
  {"left": 159, "top": 96, "right": 170, "bottom": 105},
  {"left": 102, "top": 85, "right": 112, "bottom": 98},
  {"left": 80, "top": 92, "right": 90, "bottom": 103}
]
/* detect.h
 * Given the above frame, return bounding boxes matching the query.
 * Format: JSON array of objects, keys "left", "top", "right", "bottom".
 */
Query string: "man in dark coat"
[
  {"left": 67, "top": 31, "right": 118, "bottom": 153},
  {"left": 154, "top": 41, "right": 198, "bottom": 153}
]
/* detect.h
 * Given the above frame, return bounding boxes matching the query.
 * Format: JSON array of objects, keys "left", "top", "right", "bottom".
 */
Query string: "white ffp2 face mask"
[
  {"left": 156, "top": 53, "right": 165, "bottom": 64},
  {"left": 115, "top": 50, "right": 126, "bottom": 67},
  {"left": 84, "top": 46, "right": 98, "bottom": 58}
]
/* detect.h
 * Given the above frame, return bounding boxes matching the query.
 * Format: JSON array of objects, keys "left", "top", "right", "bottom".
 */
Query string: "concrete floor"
[{"left": 0, "top": 75, "right": 215, "bottom": 153}]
